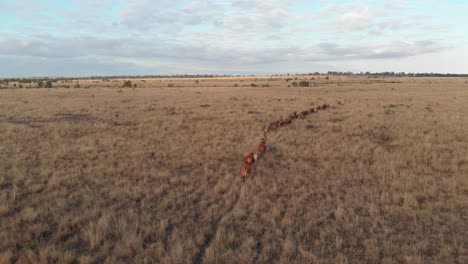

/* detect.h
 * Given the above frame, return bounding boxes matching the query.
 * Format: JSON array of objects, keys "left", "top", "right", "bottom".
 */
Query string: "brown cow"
[
  {"left": 257, "top": 138, "right": 267, "bottom": 157},
  {"left": 269, "top": 121, "right": 278, "bottom": 129},
  {"left": 290, "top": 111, "right": 298, "bottom": 119},
  {"left": 240, "top": 163, "right": 251, "bottom": 182},
  {"left": 244, "top": 152, "right": 255, "bottom": 165},
  {"left": 272, "top": 120, "right": 281, "bottom": 128}
]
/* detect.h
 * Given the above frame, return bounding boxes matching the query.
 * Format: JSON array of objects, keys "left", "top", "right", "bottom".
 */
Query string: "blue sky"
[{"left": 0, "top": 0, "right": 467, "bottom": 77}]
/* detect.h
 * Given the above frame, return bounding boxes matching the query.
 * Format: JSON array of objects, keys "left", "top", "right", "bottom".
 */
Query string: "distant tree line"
[
  {"left": 0, "top": 75, "right": 240, "bottom": 84},
  {"left": 325, "top": 71, "right": 468, "bottom": 77},
  {"left": 274, "top": 72, "right": 468, "bottom": 77},
  {"left": 1, "top": 72, "right": 467, "bottom": 85}
]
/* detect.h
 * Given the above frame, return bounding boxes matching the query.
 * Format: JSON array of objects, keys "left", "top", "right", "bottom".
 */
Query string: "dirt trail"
[{"left": 193, "top": 183, "right": 243, "bottom": 264}]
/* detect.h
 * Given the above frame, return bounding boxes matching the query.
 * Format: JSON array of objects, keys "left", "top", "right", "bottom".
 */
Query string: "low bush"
[{"left": 123, "top": 80, "right": 132, "bottom": 88}]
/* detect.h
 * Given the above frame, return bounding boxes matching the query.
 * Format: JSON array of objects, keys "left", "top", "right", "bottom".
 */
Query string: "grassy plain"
[{"left": 0, "top": 76, "right": 467, "bottom": 263}]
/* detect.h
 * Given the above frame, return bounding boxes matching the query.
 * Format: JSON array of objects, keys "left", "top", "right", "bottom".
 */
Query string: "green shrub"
[
  {"left": 299, "top": 81, "right": 309, "bottom": 87},
  {"left": 45, "top": 81, "right": 53, "bottom": 88},
  {"left": 123, "top": 80, "right": 132, "bottom": 88},
  {"left": 376, "top": 126, "right": 392, "bottom": 143},
  {"left": 292, "top": 81, "right": 299, "bottom": 87},
  {"left": 23, "top": 239, "right": 39, "bottom": 253},
  {"left": 329, "top": 116, "right": 346, "bottom": 123}
]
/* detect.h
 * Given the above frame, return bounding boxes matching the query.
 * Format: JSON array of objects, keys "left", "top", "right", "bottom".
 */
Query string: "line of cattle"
[{"left": 240, "top": 103, "right": 330, "bottom": 181}]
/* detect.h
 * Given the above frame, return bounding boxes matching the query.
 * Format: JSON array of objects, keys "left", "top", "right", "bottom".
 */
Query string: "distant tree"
[
  {"left": 123, "top": 80, "right": 132, "bottom": 88},
  {"left": 45, "top": 81, "right": 53, "bottom": 88},
  {"left": 37, "top": 81, "right": 44, "bottom": 88}
]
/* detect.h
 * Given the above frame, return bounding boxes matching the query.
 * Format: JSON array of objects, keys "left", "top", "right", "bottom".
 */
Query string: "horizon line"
[{"left": 2, "top": 72, "right": 468, "bottom": 80}]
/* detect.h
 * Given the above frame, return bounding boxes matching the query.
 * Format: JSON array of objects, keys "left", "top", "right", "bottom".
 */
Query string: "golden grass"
[{"left": 0, "top": 76, "right": 467, "bottom": 263}]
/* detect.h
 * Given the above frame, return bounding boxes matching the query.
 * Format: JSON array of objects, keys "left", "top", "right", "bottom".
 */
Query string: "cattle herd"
[{"left": 240, "top": 103, "right": 330, "bottom": 181}]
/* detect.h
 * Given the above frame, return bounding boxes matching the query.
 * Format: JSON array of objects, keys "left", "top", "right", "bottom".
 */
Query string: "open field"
[{"left": 0, "top": 76, "right": 467, "bottom": 263}]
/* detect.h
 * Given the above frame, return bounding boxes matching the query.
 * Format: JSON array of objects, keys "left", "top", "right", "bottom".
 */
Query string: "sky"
[{"left": 0, "top": 0, "right": 467, "bottom": 77}]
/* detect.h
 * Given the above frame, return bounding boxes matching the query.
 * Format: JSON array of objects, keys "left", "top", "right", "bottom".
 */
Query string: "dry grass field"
[{"left": 0, "top": 76, "right": 467, "bottom": 263}]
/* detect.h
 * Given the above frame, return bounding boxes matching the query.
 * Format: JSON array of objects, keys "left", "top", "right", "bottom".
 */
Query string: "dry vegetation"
[{"left": 0, "top": 76, "right": 467, "bottom": 263}]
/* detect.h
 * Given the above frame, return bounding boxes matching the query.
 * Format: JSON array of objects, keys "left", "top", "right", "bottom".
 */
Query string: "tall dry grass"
[{"left": 0, "top": 76, "right": 467, "bottom": 263}]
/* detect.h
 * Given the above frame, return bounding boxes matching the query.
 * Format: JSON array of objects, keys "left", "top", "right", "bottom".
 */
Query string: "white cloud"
[
  {"left": 0, "top": 0, "right": 465, "bottom": 76},
  {"left": 333, "top": 4, "right": 376, "bottom": 31}
]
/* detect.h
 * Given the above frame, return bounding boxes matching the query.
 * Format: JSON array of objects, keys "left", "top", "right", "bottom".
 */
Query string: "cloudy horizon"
[{"left": 0, "top": 0, "right": 467, "bottom": 77}]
